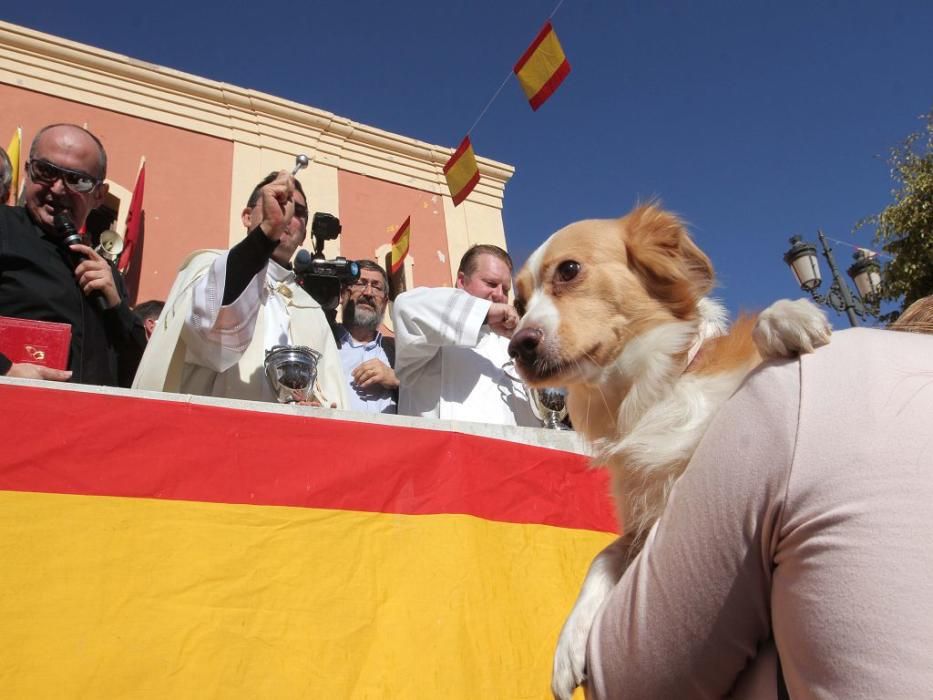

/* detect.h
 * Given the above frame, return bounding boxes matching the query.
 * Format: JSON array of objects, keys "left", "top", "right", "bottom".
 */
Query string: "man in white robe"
[
  {"left": 392, "top": 244, "right": 537, "bottom": 427},
  {"left": 133, "top": 171, "right": 347, "bottom": 407}
]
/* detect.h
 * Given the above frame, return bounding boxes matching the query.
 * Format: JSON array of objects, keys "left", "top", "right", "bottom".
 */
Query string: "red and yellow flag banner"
[
  {"left": 5, "top": 126, "right": 22, "bottom": 205},
  {"left": 390, "top": 215, "right": 411, "bottom": 273},
  {"left": 514, "top": 21, "right": 571, "bottom": 111},
  {"left": 0, "top": 382, "right": 616, "bottom": 699},
  {"left": 443, "top": 135, "right": 481, "bottom": 206}
]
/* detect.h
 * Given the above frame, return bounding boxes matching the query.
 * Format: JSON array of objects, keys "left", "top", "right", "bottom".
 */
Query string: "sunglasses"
[{"left": 27, "top": 159, "right": 101, "bottom": 194}]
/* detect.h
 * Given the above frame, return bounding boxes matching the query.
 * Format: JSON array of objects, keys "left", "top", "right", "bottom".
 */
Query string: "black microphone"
[
  {"left": 53, "top": 212, "right": 108, "bottom": 312},
  {"left": 294, "top": 248, "right": 313, "bottom": 272}
]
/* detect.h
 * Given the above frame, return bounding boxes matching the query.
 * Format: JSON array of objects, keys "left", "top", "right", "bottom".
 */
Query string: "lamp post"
[{"left": 783, "top": 230, "right": 881, "bottom": 327}]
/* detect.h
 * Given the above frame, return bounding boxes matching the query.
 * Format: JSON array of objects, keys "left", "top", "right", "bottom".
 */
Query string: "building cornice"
[{"left": 0, "top": 21, "right": 513, "bottom": 208}]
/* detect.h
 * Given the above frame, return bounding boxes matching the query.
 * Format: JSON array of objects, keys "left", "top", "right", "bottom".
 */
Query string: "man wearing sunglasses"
[
  {"left": 133, "top": 171, "right": 348, "bottom": 408},
  {"left": 0, "top": 123, "right": 146, "bottom": 386},
  {"left": 333, "top": 260, "right": 397, "bottom": 414}
]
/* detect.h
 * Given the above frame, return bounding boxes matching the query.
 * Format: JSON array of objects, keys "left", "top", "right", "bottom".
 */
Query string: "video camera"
[{"left": 294, "top": 212, "right": 360, "bottom": 311}]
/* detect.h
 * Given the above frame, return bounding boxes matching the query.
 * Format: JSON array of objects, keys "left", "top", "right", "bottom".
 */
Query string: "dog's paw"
[
  {"left": 753, "top": 298, "right": 831, "bottom": 359},
  {"left": 552, "top": 603, "right": 593, "bottom": 700},
  {"left": 551, "top": 538, "right": 631, "bottom": 699}
]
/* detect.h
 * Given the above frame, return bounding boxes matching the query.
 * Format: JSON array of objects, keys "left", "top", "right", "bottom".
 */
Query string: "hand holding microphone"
[{"left": 53, "top": 212, "right": 119, "bottom": 311}]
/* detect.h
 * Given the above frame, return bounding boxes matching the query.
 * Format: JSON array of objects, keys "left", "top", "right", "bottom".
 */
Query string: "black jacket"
[{"left": 0, "top": 205, "right": 146, "bottom": 387}]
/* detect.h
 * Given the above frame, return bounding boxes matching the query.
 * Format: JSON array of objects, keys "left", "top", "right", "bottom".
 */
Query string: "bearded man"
[{"left": 333, "top": 260, "right": 397, "bottom": 414}]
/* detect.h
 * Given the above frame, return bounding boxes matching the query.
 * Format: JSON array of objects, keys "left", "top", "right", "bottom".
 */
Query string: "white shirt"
[{"left": 392, "top": 287, "right": 538, "bottom": 427}]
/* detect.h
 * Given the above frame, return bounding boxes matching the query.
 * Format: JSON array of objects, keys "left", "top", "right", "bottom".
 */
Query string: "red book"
[{"left": 0, "top": 316, "right": 72, "bottom": 370}]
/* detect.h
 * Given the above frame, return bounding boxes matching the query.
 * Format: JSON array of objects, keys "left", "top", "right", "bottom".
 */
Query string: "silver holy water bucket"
[
  {"left": 528, "top": 386, "right": 571, "bottom": 430},
  {"left": 263, "top": 345, "right": 321, "bottom": 404},
  {"left": 502, "top": 359, "right": 570, "bottom": 430}
]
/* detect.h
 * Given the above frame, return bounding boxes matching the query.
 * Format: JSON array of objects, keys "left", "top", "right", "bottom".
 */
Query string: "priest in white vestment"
[
  {"left": 392, "top": 244, "right": 537, "bottom": 427},
  {"left": 133, "top": 171, "right": 348, "bottom": 408}
]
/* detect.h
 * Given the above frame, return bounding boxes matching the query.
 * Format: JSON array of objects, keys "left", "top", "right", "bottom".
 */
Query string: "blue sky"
[{"left": 5, "top": 1, "right": 931, "bottom": 324}]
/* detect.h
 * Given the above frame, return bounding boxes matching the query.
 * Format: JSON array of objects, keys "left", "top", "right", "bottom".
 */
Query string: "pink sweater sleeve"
[{"left": 587, "top": 328, "right": 933, "bottom": 699}]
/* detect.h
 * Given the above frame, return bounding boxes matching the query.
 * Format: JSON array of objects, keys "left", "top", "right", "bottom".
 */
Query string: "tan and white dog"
[{"left": 507, "top": 204, "right": 830, "bottom": 700}]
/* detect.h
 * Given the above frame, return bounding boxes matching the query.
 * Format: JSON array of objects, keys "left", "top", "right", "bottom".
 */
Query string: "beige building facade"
[{"left": 0, "top": 20, "right": 514, "bottom": 306}]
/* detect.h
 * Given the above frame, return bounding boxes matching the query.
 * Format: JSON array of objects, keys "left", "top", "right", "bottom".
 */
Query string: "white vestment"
[
  {"left": 392, "top": 287, "right": 537, "bottom": 427},
  {"left": 133, "top": 249, "right": 348, "bottom": 408}
]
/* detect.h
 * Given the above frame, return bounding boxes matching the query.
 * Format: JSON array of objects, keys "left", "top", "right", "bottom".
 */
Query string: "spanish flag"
[
  {"left": 514, "top": 21, "right": 571, "bottom": 111},
  {"left": 5, "top": 126, "right": 21, "bottom": 204},
  {"left": 0, "top": 382, "right": 615, "bottom": 699},
  {"left": 443, "top": 135, "right": 481, "bottom": 206},
  {"left": 390, "top": 215, "right": 411, "bottom": 274}
]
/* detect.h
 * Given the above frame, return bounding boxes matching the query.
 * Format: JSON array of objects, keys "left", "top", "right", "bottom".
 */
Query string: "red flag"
[
  {"left": 118, "top": 161, "right": 145, "bottom": 276},
  {"left": 443, "top": 136, "right": 481, "bottom": 207},
  {"left": 514, "top": 21, "right": 571, "bottom": 111}
]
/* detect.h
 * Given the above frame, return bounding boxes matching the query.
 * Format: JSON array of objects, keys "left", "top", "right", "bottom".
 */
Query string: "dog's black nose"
[{"left": 508, "top": 327, "right": 543, "bottom": 363}]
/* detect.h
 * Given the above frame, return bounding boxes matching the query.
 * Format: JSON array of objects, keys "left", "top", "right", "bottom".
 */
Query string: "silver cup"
[
  {"left": 502, "top": 360, "right": 570, "bottom": 430},
  {"left": 529, "top": 387, "right": 571, "bottom": 430},
  {"left": 263, "top": 345, "right": 321, "bottom": 403}
]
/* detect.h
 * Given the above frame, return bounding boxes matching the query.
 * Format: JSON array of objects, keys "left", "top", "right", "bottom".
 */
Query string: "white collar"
[{"left": 267, "top": 259, "right": 295, "bottom": 285}]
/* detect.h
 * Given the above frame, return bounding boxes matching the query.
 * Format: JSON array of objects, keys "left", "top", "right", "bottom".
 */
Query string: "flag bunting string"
[
  {"left": 465, "top": 0, "right": 567, "bottom": 136},
  {"left": 822, "top": 235, "right": 895, "bottom": 261}
]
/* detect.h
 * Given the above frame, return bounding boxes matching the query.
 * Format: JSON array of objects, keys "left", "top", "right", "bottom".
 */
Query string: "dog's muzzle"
[{"left": 508, "top": 327, "right": 544, "bottom": 365}]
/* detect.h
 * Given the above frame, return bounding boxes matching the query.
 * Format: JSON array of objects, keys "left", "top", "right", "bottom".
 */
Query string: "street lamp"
[
  {"left": 847, "top": 248, "right": 883, "bottom": 301},
  {"left": 783, "top": 230, "right": 880, "bottom": 327}
]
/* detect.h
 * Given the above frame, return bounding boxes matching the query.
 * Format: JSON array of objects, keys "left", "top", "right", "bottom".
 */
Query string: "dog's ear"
[{"left": 623, "top": 204, "right": 714, "bottom": 318}]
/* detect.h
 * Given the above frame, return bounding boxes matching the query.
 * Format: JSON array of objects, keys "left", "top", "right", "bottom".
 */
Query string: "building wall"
[
  {"left": 0, "top": 20, "right": 514, "bottom": 305},
  {"left": 337, "top": 171, "right": 452, "bottom": 288}
]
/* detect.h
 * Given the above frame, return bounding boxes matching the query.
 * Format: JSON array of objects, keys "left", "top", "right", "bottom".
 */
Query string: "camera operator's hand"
[
  {"left": 258, "top": 170, "right": 296, "bottom": 243},
  {"left": 486, "top": 302, "right": 519, "bottom": 338},
  {"left": 352, "top": 359, "right": 399, "bottom": 390}
]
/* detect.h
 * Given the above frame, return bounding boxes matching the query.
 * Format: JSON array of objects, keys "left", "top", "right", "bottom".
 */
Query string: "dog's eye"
[
  {"left": 556, "top": 260, "right": 581, "bottom": 283},
  {"left": 514, "top": 297, "right": 526, "bottom": 317}
]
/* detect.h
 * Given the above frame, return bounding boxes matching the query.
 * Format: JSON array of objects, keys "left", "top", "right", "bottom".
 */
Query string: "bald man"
[{"left": 0, "top": 123, "right": 146, "bottom": 386}]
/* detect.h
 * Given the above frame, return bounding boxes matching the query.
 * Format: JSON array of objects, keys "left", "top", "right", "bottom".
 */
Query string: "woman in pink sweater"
[{"left": 587, "top": 328, "right": 933, "bottom": 699}]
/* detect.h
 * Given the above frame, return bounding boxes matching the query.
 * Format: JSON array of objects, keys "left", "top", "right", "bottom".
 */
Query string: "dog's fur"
[{"left": 507, "top": 204, "right": 830, "bottom": 699}]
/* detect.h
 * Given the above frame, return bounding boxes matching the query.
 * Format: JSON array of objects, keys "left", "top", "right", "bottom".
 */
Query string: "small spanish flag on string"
[
  {"left": 514, "top": 21, "right": 571, "bottom": 111},
  {"left": 443, "top": 136, "right": 481, "bottom": 206},
  {"left": 5, "top": 127, "right": 22, "bottom": 205},
  {"left": 390, "top": 216, "right": 411, "bottom": 274}
]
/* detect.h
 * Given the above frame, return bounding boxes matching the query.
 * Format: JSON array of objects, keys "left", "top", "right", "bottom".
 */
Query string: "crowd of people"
[
  {"left": 4, "top": 123, "right": 933, "bottom": 698},
  {"left": 1, "top": 123, "right": 539, "bottom": 426}
]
